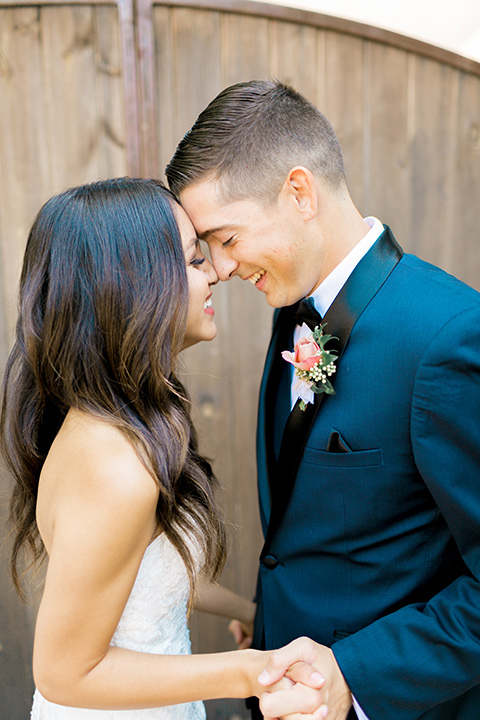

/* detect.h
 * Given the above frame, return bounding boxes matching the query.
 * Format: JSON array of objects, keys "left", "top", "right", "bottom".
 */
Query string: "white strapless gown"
[{"left": 31, "top": 533, "right": 206, "bottom": 719}]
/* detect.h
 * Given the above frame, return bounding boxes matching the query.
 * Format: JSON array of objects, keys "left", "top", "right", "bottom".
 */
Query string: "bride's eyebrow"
[{"left": 186, "top": 237, "right": 203, "bottom": 259}]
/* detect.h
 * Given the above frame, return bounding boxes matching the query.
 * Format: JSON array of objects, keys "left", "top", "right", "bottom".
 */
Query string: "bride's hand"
[
  {"left": 245, "top": 650, "right": 295, "bottom": 698},
  {"left": 260, "top": 662, "right": 327, "bottom": 719}
]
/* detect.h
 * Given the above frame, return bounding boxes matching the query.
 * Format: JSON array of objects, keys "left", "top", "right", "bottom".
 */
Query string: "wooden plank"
[
  {"left": 180, "top": 290, "right": 238, "bottom": 658},
  {"left": 323, "top": 31, "right": 365, "bottom": 210},
  {"left": 117, "top": 0, "right": 141, "bottom": 175},
  {"left": 151, "top": 4, "right": 175, "bottom": 179},
  {"left": 447, "top": 71, "right": 480, "bottom": 290},
  {"left": 92, "top": 5, "right": 129, "bottom": 177},
  {"left": 220, "top": 280, "right": 272, "bottom": 599},
  {"left": 184, "top": 279, "right": 271, "bottom": 716},
  {"left": 152, "top": 6, "right": 223, "bottom": 180},
  {"left": 407, "top": 56, "right": 458, "bottom": 268},
  {"left": 170, "top": 7, "right": 223, "bottom": 162},
  {"left": 0, "top": 7, "right": 53, "bottom": 344},
  {"left": 40, "top": 5, "right": 102, "bottom": 187},
  {"left": 0, "top": 4, "right": 131, "bottom": 345},
  {"left": 38, "top": 4, "right": 130, "bottom": 183},
  {"left": 268, "top": 19, "right": 319, "bottom": 103},
  {"left": 221, "top": 11, "right": 270, "bottom": 85},
  {"left": 171, "top": 7, "right": 223, "bottom": 128},
  {"left": 363, "top": 42, "right": 411, "bottom": 243}
]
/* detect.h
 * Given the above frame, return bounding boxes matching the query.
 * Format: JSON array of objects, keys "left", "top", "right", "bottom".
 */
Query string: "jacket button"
[{"left": 263, "top": 555, "right": 278, "bottom": 569}]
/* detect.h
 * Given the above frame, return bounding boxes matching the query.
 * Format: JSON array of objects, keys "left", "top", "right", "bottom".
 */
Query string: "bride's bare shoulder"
[
  {"left": 38, "top": 409, "right": 161, "bottom": 572},
  {"left": 57, "top": 408, "right": 134, "bottom": 452},
  {"left": 40, "top": 408, "right": 159, "bottom": 511}
]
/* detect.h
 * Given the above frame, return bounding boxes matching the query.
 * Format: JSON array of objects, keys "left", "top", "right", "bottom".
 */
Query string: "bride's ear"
[{"left": 280, "top": 166, "right": 318, "bottom": 220}]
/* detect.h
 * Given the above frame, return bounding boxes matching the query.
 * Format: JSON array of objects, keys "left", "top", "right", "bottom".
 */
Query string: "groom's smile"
[{"left": 247, "top": 269, "right": 266, "bottom": 286}]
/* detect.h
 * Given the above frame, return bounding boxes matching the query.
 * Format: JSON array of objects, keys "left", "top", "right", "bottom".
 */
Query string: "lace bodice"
[{"left": 31, "top": 533, "right": 205, "bottom": 719}]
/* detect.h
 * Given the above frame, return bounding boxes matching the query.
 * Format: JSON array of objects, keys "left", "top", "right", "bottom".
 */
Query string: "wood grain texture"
[
  {"left": 363, "top": 43, "right": 411, "bottom": 238},
  {"left": 1, "top": 3, "right": 479, "bottom": 718},
  {"left": 323, "top": 31, "right": 365, "bottom": 209},
  {"left": 153, "top": 0, "right": 480, "bottom": 77}
]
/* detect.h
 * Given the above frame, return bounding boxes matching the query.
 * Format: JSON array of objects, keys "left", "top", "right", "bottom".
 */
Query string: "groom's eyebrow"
[{"left": 197, "top": 224, "right": 237, "bottom": 241}]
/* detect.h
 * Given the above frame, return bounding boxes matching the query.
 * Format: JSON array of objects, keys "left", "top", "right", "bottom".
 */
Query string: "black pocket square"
[{"left": 327, "top": 430, "right": 352, "bottom": 453}]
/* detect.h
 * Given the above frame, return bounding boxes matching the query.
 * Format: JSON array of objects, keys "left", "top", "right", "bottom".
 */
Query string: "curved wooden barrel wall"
[{"left": 0, "top": 2, "right": 479, "bottom": 717}]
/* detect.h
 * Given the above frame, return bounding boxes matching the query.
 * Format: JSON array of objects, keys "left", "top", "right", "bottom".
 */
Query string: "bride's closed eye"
[{"left": 189, "top": 239, "right": 207, "bottom": 266}]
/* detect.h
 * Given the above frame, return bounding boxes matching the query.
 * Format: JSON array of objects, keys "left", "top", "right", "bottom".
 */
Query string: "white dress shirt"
[{"left": 290, "top": 217, "right": 384, "bottom": 720}]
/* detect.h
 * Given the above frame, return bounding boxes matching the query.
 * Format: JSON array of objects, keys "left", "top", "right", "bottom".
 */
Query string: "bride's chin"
[
  {"left": 206, "top": 324, "right": 218, "bottom": 342},
  {"left": 181, "top": 325, "right": 217, "bottom": 351}
]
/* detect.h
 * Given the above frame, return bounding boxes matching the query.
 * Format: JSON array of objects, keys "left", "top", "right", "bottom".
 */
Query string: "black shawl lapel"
[
  {"left": 257, "top": 305, "right": 296, "bottom": 531},
  {"left": 259, "top": 304, "right": 298, "bottom": 492},
  {"left": 262, "top": 226, "right": 403, "bottom": 550}
]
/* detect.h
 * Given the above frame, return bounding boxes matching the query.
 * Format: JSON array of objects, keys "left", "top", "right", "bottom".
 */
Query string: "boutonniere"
[{"left": 281, "top": 324, "right": 338, "bottom": 411}]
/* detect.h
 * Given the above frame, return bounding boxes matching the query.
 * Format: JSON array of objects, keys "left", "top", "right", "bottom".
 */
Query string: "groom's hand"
[
  {"left": 260, "top": 663, "right": 328, "bottom": 719},
  {"left": 258, "top": 637, "right": 352, "bottom": 720}
]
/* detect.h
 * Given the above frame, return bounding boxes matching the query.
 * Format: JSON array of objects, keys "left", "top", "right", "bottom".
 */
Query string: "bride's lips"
[{"left": 204, "top": 294, "right": 214, "bottom": 316}]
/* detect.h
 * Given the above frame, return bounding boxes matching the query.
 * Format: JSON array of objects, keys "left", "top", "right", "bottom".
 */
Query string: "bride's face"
[{"left": 175, "top": 203, "right": 218, "bottom": 349}]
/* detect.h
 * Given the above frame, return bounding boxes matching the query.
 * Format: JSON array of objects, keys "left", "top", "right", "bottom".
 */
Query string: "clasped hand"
[{"left": 257, "top": 637, "right": 352, "bottom": 720}]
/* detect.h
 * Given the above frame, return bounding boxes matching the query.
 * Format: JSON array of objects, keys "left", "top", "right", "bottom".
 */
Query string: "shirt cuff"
[{"left": 353, "top": 694, "right": 370, "bottom": 720}]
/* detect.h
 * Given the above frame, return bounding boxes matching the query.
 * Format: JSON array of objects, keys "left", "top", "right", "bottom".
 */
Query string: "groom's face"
[{"left": 180, "top": 179, "right": 322, "bottom": 308}]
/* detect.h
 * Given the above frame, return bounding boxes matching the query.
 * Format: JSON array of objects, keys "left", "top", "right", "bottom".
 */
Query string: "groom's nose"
[{"left": 210, "top": 249, "right": 239, "bottom": 281}]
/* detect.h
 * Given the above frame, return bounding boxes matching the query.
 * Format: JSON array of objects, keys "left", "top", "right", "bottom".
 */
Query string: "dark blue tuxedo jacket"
[{"left": 254, "top": 227, "right": 480, "bottom": 719}]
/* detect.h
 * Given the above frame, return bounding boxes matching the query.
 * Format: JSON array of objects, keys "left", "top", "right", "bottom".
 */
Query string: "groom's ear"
[{"left": 281, "top": 166, "right": 318, "bottom": 220}]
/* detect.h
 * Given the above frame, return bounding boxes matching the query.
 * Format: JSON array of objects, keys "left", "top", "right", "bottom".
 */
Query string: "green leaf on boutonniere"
[
  {"left": 312, "top": 378, "right": 336, "bottom": 395},
  {"left": 313, "top": 324, "right": 337, "bottom": 350}
]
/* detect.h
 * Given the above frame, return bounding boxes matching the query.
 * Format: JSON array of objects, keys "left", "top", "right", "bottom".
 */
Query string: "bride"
[{"left": 1, "top": 177, "right": 281, "bottom": 718}]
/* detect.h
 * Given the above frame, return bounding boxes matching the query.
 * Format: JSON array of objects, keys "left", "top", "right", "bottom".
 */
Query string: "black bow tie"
[{"left": 294, "top": 297, "right": 322, "bottom": 330}]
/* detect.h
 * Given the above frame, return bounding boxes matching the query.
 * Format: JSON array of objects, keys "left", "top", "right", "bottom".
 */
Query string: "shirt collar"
[{"left": 307, "top": 217, "right": 384, "bottom": 318}]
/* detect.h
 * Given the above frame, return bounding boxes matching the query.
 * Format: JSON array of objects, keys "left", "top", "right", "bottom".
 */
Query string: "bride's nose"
[{"left": 205, "top": 258, "right": 218, "bottom": 285}]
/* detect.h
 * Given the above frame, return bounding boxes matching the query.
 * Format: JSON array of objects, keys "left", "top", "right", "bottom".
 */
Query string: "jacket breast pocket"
[{"left": 302, "top": 446, "right": 384, "bottom": 469}]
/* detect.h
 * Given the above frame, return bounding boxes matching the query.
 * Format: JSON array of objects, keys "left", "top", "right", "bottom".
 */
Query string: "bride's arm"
[{"left": 33, "top": 426, "right": 268, "bottom": 710}]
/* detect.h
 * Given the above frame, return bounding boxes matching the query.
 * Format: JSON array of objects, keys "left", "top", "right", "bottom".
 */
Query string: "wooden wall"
[{"left": 0, "top": 1, "right": 479, "bottom": 718}]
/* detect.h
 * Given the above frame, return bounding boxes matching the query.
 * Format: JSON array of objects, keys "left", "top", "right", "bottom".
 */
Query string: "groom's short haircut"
[{"left": 166, "top": 79, "right": 346, "bottom": 205}]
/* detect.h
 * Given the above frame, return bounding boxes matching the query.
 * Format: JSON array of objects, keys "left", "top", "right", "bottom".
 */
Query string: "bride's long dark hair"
[{"left": 1, "top": 177, "right": 226, "bottom": 602}]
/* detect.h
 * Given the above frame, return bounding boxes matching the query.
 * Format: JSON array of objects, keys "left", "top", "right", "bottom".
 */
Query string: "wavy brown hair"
[{"left": 1, "top": 177, "right": 226, "bottom": 602}]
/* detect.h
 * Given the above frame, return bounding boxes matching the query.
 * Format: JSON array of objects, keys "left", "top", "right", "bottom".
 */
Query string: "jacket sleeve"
[{"left": 332, "top": 305, "right": 480, "bottom": 719}]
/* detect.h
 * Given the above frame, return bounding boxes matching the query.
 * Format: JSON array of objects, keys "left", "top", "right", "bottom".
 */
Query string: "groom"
[{"left": 166, "top": 80, "right": 480, "bottom": 719}]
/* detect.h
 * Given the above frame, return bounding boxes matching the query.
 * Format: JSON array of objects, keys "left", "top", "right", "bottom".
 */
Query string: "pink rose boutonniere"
[{"left": 282, "top": 324, "right": 338, "bottom": 411}]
